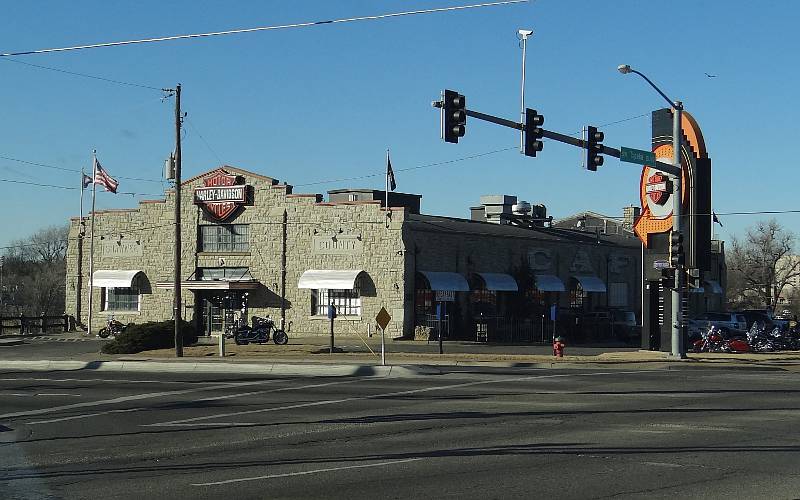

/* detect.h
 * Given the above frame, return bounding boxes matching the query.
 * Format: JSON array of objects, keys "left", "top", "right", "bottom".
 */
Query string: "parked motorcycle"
[
  {"left": 98, "top": 318, "right": 127, "bottom": 339},
  {"left": 691, "top": 326, "right": 751, "bottom": 353},
  {"left": 233, "top": 315, "right": 288, "bottom": 345}
]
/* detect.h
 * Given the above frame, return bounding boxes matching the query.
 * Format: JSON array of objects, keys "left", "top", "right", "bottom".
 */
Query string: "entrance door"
[{"left": 198, "top": 292, "right": 244, "bottom": 336}]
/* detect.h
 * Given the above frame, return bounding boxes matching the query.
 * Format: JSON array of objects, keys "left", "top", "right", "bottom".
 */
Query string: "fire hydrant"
[{"left": 552, "top": 337, "right": 565, "bottom": 357}]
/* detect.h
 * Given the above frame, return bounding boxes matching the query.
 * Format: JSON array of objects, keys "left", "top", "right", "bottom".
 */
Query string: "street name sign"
[{"left": 620, "top": 146, "right": 656, "bottom": 166}]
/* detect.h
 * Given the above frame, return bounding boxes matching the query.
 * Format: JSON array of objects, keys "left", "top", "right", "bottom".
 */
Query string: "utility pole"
[{"left": 173, "top": 84, "right": 183, "bottom": 357}]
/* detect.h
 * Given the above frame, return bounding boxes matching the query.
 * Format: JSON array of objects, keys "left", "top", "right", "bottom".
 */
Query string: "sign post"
[
  {"left": 327, "top": 303, "right": 337, "bottom": 354},
  {"left": 375, "top": 307, "right": 392, "bottom": 366}
]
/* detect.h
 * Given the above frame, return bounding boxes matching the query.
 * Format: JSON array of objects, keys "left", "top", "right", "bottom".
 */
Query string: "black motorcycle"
[
  {"left": 234, "top": 315, "right": 288, "bottom": 345},
  {"left": 98, "top": 318, "right": 127, "bottom": 338}
]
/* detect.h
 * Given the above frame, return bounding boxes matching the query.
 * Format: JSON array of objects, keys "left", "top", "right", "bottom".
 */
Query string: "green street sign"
[{"left": 620, "top": 146, "right": 656, "bottom": 166}]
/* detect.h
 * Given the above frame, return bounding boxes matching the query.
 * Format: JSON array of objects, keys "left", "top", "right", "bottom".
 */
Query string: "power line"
[
  {"left": 0, "top": 57, "right": 163, "bottom": 91},
  {"left": 295, "top": 147, "right": 517, "bottom": 187},
  {"left": 0, "top": 177, "right": 163, "bottom": 197},
  {"left": 185, "top": 117, "right": 224, "bottom": 165},
  {"left": 0, "top": 155, "right": 163, "bottom": 183},
  {"left": 0, "top": 1, "right": 528, "bottom": 57}
]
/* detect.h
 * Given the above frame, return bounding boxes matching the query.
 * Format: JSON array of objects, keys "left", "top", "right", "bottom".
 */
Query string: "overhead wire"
[
  {"left": 0, "top": 1, "right": 529, "bottom": 57},
  {"left": 0, "top": 57, "right": 163, "bottom": 91}
]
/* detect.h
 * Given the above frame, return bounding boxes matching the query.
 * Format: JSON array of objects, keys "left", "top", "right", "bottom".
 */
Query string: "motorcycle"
[
  {"left": 98, "top": 318, "right": 127, "bottom": 338},
  {"left": 691, "top": 326, "right": 751, "bottom": 353},
  {"left": 234, "top": 315, "right": 288, "bottom": 345}
]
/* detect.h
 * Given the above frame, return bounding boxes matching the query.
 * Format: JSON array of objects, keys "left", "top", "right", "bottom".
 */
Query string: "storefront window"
[
  {"left": 415, "top": 289, "right": 434, "bottom": 315},
  {"left": 199, "top": 224, "right": 249, "bottom": 252},
  {"left": 570, "top": 282, "right": 585, "bottom": 309},
  {"left": 103, "top": 287, "right": 139, "bottom": 312},
  {"left": 312, "top": 285, "right": 362, "bottom": 317}
]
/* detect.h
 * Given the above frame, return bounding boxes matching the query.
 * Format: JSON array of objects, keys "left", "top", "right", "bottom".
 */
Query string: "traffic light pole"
[
  {"left": 443, "top": 105, "right": 682, "bottom": 176},
  {"left": 671, "top": 102, "right": 685, "bottom": 359}
]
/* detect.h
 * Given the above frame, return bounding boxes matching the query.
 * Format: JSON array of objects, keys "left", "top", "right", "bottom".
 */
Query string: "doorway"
[{"left": 197, "top": 291, "right": 246, "bottom": 336}]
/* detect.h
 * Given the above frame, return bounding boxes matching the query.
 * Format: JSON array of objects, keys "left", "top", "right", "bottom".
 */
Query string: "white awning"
[
  {"left": 418, "top": 271, "right": 470, "bottom": 291},
  {"left": 535, "top": 274, "right": 566, "bottom": 292},
  {"left": 92, "top": 270, "right": 143, "bottom": 288},
  {"left": 573, "top": 275, "right": 607, "bottom": 293},
  {"left": 475, "top": 273, "right": 518, "bottom": 291},
  {"left": 298, "top": 270, "right": 364, "bottom": 290},
  {"left": 704, "top": 280, "right": 723, "bottom": 294}
]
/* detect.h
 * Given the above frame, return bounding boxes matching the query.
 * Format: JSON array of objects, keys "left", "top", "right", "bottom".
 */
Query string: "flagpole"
[
  {"left": 87, "top": 151, "right": 98, "bottom": 335},
  {"left": 385, "top": 149, "right": 390, "bottom": 228}
]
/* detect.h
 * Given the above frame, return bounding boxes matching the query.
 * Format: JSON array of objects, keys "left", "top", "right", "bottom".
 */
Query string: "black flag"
[{"left": 387, "top": 153, "right": 396, "bottom": 191}]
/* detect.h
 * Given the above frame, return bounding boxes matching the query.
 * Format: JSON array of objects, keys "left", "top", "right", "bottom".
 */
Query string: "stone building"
[{"left": 66, "top": 165, "right": 644, "bottom": 343}]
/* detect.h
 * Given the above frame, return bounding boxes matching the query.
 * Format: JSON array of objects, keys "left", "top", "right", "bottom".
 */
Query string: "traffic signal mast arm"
[{"left": 434, "top": 98, "right": 680, "bottom": 176}]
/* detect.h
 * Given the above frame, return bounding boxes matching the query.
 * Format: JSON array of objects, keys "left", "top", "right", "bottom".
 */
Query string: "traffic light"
[
  {"left": 524, "top": 108, "right": 545, "bottom": 157},
  {"left": 669, "top": 230, "right": 684, "bottom": 268},
  {"left": 686, "top": 268, "right": 701, "bottom": 289},
  {"left": 585, "top": 126, "right": 604, "bottom": 171},
  {"left": 661, "top": 268, "right": 676, "bottom": 290},
  {"left": 442, "top": 89, "right": 466, "bottom": 144}
]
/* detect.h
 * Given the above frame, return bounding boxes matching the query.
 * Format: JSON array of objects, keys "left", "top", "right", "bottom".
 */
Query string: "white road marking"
[
  {"left": 0, "top": 392, "right": 81, "bottom": 397},
  {"left": 0, "top": 379, "right": 281, "bottom": 420},
  {"left": 192, "top": 458, "right": 424, "bottom": 486},
  {"left": 26, "top": 379, "right": 362, "bottom": 425},
  {"left": 0, "top": 376, "right": 222, "bottom": 385},
  {"left": 149, "top": 370, "right": 660, "bottom": 427}
]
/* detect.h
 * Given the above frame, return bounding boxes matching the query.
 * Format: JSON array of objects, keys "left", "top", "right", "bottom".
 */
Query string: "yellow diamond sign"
[{"left": 375, "top": 307, "right": 391, "bottom": 330}]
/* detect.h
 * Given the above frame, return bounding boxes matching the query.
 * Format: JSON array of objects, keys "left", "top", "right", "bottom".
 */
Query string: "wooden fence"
[{"left": 0, "top": 314, "right": 75, "bottom": 335}]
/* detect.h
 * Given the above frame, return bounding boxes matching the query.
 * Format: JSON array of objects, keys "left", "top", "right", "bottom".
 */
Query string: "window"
[
  {"left": 103, "top": 287, "right": 139, "bottom": 312},
  {"left": 197, "top": 267, "right": 251, "bottom": 281},
  {"left": 608, "top": 282, "right": 628, "bottom": 308},
  {"left": 570, "top": 282, "right": 585, "bottom": 309},
  {"left": 198, "top": 224, "right": 249, "bottom": 252},
  {"left": 312, "top": 285, "right": 362, "bottom": 317}
]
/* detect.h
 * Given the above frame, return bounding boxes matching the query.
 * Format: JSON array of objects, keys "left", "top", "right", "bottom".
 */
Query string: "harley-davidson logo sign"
[
  {"left": 645, "top": 172, "right": 670, "bottom": 205},
  {"left": 194, "top": 169, "right": 247, "bottom": 221}
]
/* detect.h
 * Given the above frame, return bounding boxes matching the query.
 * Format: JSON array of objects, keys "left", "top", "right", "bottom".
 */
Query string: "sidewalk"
[{"left": 2, "top": 331, "right": 800, "bottom": 375}]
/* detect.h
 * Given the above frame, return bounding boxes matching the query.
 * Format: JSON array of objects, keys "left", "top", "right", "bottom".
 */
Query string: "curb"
[{"left": 0, "top": 360, "right": 443, "bottom": 378}]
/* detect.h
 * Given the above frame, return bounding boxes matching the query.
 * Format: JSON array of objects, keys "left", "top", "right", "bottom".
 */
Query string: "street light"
[{"left": 618, "top": 63, "right": 686, "bottom": 359}]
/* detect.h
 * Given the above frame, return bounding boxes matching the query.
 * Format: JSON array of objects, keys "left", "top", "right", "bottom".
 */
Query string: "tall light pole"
[
  {"left": 617, "top": 64, "right": 685, "bottom": 358},
  {"left": 518, "top": 29, "right": 533, "bottom": 154}
]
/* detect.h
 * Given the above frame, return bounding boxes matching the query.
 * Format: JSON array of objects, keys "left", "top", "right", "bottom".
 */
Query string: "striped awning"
[
  {"left": 572, "top": 275, "right": 607, "bottom": 293},
  {"left": 475, "top": 272, "right": 518, "bottom": 291},
  {"left": 298, "top": 270, "right": 364, "bottom": 290},
  {"left": 92, "top": 270, "right": 143, "bottom": 288},
  {"left": 418, "top": 271, "right": 470, "bottom": 291},
  {"left": 535, "top": 274, "right": 566, "bottom": 292}
]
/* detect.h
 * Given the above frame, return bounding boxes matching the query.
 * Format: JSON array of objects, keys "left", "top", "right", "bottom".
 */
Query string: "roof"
[
  {"left": 406, "top": 213, "right": 640, "bottom": 248},
  {"left": 181, "top": 165, "right": 280, "bottom": 187}
]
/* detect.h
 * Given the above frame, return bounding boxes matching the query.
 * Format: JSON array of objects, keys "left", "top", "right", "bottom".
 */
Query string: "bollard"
[{"left": 219, "top": 332, "right": 226, "bottom": 357}]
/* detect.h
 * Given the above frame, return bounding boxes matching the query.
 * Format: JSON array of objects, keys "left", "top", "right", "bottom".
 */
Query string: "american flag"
[{"left": 93, "top": 158, "right": 119, "bottom": 193}]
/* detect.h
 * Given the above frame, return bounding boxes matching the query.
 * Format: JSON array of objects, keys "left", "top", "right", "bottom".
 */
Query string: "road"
[{"left": 2, "top": 366, "right": 799, "bottom": 499}]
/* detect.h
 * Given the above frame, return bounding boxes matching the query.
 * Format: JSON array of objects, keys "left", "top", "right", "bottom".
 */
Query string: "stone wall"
[{"left": 66, "top": 166, "right": 408, "bottom": 337}]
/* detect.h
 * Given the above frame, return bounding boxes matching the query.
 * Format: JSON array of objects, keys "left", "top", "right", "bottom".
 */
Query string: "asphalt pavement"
[{"left": 2, "top": 367, "right": 799, "bottom": 499}]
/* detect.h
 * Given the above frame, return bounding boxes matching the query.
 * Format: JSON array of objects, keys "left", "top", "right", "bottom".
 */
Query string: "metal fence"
[
  {"left": 415, "top": 314, "right": 451, "bottom": 340},
  {"left": 473, "top": 316, "right": 551, "bottom": 344},
  {"left": 0, "top": 314, "right": 75, "bottom": 335}
]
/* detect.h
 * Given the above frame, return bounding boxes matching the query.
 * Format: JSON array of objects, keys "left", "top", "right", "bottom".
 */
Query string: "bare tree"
[
  {"left": 1, "top": 224, "right": 69, "bottom": 315},
  {"left": 727, "top": 219, "right": 800, "bottom": 310}
]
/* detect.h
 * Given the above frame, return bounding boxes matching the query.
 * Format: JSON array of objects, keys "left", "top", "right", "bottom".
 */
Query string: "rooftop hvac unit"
[{"left": 512, "top": 201, "right": 532, "bottom": 215}]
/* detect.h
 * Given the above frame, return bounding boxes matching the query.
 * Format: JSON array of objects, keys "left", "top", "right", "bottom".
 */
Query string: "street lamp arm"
[{"left": 629, "top": 69, "right": 679, "bottom": 110}]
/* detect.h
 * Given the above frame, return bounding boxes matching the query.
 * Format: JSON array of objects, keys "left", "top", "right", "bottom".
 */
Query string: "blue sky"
[{"left": 1, "top": 0, "right": 797, "bottom": 247}]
